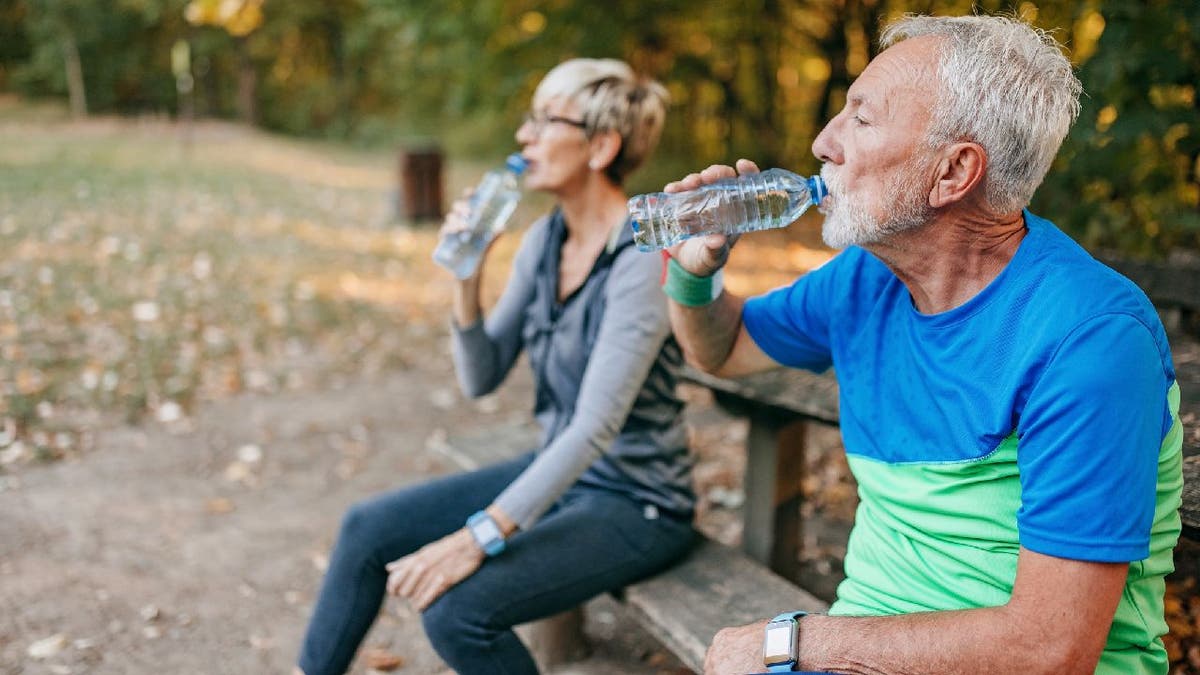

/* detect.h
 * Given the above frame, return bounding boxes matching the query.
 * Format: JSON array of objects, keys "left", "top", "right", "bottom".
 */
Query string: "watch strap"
[{"left": 771, "top": 610, "right": 808, "bottom": 622}]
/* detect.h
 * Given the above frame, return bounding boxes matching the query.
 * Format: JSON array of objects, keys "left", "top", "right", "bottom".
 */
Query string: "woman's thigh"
[
  {"left": 427, "top": 490, "right": 696, "bottom": 629},
  {"left": 339, "top": 452, "right": 535, "bottom": 565}
]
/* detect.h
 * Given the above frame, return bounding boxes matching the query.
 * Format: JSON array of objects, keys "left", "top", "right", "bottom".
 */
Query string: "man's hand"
[
  {"left": 663, "top": 159, "right": 761, "bottom": 277},
  {"left": 385, "top": 528, "right": 485, "bottom": 611},
  {"left": 704, "top": 619, "right": 767, "bottom": 675}
]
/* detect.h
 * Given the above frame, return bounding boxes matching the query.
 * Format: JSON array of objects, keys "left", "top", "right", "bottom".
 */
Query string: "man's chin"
[{"left": 821, "top": 217, "right": 873, "bottom": 250}]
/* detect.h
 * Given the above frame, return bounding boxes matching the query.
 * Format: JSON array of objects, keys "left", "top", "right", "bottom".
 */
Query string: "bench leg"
[
  {"left": 742, "top": 414, "right": 806, "bottom": 582},
  {"left": 515, "top": 606, "right": 590, "bottom": 670}
]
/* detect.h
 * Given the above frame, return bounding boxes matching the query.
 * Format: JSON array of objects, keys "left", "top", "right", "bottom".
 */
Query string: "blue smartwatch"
[
  {"left": 466, "top": 510, "right": 506, "bottom": 557},
  {"left": 763, "top": 610, "right": 807, "bottom": 672}
]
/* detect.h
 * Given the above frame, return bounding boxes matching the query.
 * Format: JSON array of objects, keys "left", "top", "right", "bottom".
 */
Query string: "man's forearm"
[
  {"left": 667, "top": 291, "right": 745, "bottom": 374},
  {"left": 799, "top": 606, "right": 1098, "bottom": 675}
]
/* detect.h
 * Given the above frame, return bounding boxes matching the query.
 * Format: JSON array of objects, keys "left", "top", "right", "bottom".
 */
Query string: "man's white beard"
[{"left": 819, "top": 162, "right": 933, "bottom": 250}]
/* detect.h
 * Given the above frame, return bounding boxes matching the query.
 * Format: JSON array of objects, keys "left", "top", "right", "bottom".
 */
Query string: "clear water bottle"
[
  {"left": 432, "top": 153, "right": 528, "bottom": 279},
  {"left": 629, "top": 169, "right": 827, "bottom": 251}
]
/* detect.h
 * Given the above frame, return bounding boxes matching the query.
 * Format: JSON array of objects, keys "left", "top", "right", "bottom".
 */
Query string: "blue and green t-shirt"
[{"left": 742, "top": 211, "right": 1183, "bottom": 674}]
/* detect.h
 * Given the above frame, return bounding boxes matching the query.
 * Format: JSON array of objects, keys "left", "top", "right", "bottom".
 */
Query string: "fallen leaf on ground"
[
  {"left": 27, "top": 633, "right": 67, "bottom": 659},
  {"left": 206, "top": 497, "right": 235, "bottom": 514},
  {"left": 364, "top": 647, "right": 405, "bottom": 671}
]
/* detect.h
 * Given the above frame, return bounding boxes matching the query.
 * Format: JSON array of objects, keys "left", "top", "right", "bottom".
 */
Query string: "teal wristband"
[{"left": 663, "top": 256, "right": 722, "bottom": 307}]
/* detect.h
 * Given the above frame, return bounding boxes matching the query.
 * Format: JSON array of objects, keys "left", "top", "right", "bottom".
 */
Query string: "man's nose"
[{"left": 811, "top": 118, "right": 842, "bottom": 165}]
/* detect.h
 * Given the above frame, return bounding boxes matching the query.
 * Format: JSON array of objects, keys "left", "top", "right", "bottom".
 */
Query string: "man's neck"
[{"left": 865, "top": 208, "right": 1027, "bottom": 315}]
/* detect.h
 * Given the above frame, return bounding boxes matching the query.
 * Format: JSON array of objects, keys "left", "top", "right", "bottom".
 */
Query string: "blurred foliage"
[
  {"left": 0, "top": 0, "right": 1196, "bottom": 252},
  {"left": 1034, "top": 0, "right": 1200, "bottom": 256},
  {"left": 184, "top": 0, "right": 264, "bottom": 37}
]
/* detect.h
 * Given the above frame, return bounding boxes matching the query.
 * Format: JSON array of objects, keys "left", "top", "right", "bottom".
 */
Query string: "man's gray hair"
[{"left": 881, "top": 15, "right": 1083, "bottom": 213}]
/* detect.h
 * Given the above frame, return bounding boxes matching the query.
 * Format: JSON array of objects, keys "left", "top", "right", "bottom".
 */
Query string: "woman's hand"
[
  {"left": 663, "top": 159, "right": 760, "bottom": 277},
  {"left": 438, "top": 188, "right": 504, "bottom": 283},
  {"left": 385, "top": 528, "right": 485, "bottom": 611},
  {"left": 438, "top": 189, "right": 475, "bottom": 268}
]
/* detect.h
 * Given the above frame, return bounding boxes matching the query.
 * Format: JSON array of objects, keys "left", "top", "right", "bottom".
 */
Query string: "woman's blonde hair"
[{"left": 533, "top": 58, "right": 669, "bottom": 185}]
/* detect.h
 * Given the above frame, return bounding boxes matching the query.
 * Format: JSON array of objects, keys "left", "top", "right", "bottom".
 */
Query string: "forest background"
[{"left": 1, "top": 0, "right": 1197, "bottom": 257}]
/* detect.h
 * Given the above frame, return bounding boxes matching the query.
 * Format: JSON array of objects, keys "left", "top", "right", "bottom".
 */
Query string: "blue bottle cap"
[
  {"left": 807, "top": 176, "right": 828, "bottom": 204},
  {"left": 505, "top": 153, "right": 529, "bottom": 175}
]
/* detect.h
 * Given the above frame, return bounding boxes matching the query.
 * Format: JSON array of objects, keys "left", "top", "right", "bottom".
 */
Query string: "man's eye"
[{"left": 853, "top": 115, "right": 868, "bottom": 126}]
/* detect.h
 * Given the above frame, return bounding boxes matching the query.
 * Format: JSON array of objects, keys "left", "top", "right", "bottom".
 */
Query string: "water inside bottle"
[{"left": 630, "top": 171, "right": 824, "bottom": 251}]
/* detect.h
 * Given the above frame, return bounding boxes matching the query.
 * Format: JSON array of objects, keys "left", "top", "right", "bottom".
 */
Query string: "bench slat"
[
  {"left": 681, "top": 365, "right": 839, "bottom": 425},
  {"left": 1096, "top": 254, "right": 1200, "bottom": 313},
  {"left": 1183, "top": 456, "right": 1200, "bottom": 538},
  {"left": 622, "top": 537, "right": 829, "bottom": 673}
]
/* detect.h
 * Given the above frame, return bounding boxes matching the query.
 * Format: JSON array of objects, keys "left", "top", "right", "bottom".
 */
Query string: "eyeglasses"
[{"left": 522, "top": 111, "right": 588, "bottom": 136}]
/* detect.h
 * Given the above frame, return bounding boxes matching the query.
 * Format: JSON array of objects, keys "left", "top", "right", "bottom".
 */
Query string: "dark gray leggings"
[{"left": 297, "top": 452, "right": 696, "bottom": 674}]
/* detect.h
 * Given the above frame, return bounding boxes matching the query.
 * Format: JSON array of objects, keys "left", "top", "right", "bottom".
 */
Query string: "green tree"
[
  {"left": 1036, "top": 0, "right": 1200, "bottom": 257},
  {"left": 12, "top": 0, "right": 189, "bottom": 115}
]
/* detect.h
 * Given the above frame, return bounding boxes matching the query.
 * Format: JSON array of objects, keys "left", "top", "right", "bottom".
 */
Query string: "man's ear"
[
  {"left": 588, "top": 129, "right": 622, "bottom": 173},
  {"left": 929, "top": 142, "right": 986, "bottom": 208}
]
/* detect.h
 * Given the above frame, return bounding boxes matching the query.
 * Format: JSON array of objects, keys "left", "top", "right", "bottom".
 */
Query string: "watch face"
[
  {"left": 471, "top": 518, "right": 501, "bottom": 543},
  {"left": 763, "top": 619, "right": 796, "bottom": 664}
]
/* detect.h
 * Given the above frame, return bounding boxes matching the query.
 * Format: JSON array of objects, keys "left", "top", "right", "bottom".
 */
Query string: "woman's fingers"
[
  {"left": 438, "top": 198, "right": 475, "bottom": 237},
  {"left": 396, "top": 559, "right": 427, "bottom": 598},
  {"left": 385, "top": 567, "right": 403, "bottom": 596},
  {"left": 385, "top": 557, "right": 413, "bottom": 596},
  {"left": 413, "top": 574, "right": 447, "bottom": 611},
  {"left": 385, "top": 552, "right": 429, "bottom": 599}
]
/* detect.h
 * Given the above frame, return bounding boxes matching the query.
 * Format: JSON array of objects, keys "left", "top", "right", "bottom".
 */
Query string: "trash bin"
[{"left": 398, "top": 146, "right": 444, "bottom": 223}]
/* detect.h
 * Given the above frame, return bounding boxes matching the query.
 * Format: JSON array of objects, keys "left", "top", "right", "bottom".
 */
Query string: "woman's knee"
[
  {"left": 332, "top": 497, "right": 397, "bottom": 564},
  {"left": 421, "top": 588, "right": 496, "bottom": 653}
]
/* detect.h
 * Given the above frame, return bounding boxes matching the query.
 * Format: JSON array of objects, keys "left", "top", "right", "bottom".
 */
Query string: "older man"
[{"left": 662, "top": 15, "right": 1183, "bottom": 675}]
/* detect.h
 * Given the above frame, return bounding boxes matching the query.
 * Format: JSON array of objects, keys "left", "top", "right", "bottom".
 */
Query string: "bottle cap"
[
  {"left": 506, "top": 153, "right": 529, "bottom": 175},
  {"left": 807, "top": 176, "right": 828, "bottom": 204}
]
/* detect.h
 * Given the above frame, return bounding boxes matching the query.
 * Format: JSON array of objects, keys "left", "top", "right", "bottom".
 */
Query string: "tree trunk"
[
  {"left": 236, "top": 38, "right": 257, "bottom": 125},
  {"left": 814, "top": 13, "right": 849, "bottom": 136},
  {"left": 323, "top": 14, "right": 349, "bottom": 132},
  {"left": 749, "top": 0, "right": 783, "bottom": 168},
  {"left": 61, "top": 30, "right": 86, "bottom": 118}
]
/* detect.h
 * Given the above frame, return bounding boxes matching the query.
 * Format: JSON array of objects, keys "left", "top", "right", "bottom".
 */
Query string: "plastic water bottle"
[
  {"left": 629, "top": 169, "right": 827, "bottom": 251},
  {"left": 433, "top": 153, "right": 528, "bottom": 279}
]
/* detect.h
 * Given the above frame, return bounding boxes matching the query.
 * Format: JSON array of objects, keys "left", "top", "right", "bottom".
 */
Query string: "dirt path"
[{"left": 1, "top": 359, "right": 691, "bottom": 674}]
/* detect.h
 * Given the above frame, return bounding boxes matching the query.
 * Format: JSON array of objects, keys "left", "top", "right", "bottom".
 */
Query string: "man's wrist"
[
  {"left": 763, "top": 610, "right": 808, "bottom": 672},
  {"left": 662, "top": 256, "right": 724, "bottom": 307}
]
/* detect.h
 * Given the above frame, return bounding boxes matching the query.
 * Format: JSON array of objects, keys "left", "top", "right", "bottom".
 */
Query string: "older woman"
[{"left": 295, "top": 58, "right": 695, "bottom": 675}]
